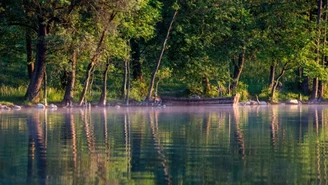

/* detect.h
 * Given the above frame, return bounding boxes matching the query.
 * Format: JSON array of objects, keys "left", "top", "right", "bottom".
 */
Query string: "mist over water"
[{"left": 0, "top": 105, "right": 327, "bottom": 185}]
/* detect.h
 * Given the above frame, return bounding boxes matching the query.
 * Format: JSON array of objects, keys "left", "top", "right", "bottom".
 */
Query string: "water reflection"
[
  {"left": 0, "top": 106, "right": 328, "bottom": 184},
  {"left": 26, "top": 111, "right": 47, "bottom": 185}
]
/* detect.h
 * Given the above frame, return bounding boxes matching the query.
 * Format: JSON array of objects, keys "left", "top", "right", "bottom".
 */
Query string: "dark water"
[{"left": 0, "top": 105, "right": 328, "bottom": 185}]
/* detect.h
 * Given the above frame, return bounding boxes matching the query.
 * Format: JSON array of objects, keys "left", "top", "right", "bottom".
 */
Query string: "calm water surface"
[{"left": 0, "top": 105, "right": 328, "bottom": 185}]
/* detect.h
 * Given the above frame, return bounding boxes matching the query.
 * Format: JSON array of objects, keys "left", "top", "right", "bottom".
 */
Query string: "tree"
[
  {"left": 311, "top": 0, "right": 323, "bottom": 100},
  {"left": 145, "top": 5, "right": 178, "bottom": 102},
  {"left": 254, "top": 0, "right": 314, "bottom": 101}
]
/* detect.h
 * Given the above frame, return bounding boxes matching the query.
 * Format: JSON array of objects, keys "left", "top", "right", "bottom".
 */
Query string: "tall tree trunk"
[
  {"left": 312, "top": 0, "right": 322, "bottom": 100},
  {"left": 145, "top": 10, "right": 178, "bottom": 102},
  {"left": 302, "top": 75, "right": 310, "bottom": 95},
  {"left": 79, "top": 25, "right": 110, "bottom": 105},
  {"left": 131, "top": 39, "right": 142, "bottom": 81},
  {"left": 269, "top": 61, "right": 277, "bottom": 88},
  {"left": 122, "top": 58, "right": 128, "bottom": 99},
  {"left": 63, "top": 50, "right": 76, "bottom": 106},
  {"left": 26, "top": 28, "right": 34, "bottom": 80},
  {"left": 78, "top": 14, "right": 116, "bottom": 106},
  {"left": 99, "top": 59, "right": 111, "bottom": 106},
  {"left": 79, "top": 61, "right": 95, "bottom": 105},
  {"left": 203, "top": 76, "right": 211, "bottom": 95},
  {"left": 43, "top": 69, "right": 47, "bottom": 106},
  {"left": 270, "top": 63, "right": 288, "bottom": 102},
  {"left": 122, "top": 58, "right": 131, "bottom": 105},
  {"left": 126, "top": 59, "right": 131, "bottom": 105},
  {"left": 319, "top": 0, "right": 328, "bottom": 99},
  {"left": 25, "top": 20, "right": 47, "bottom": 102},
  {"left": 230, "top": 50, "right": 245, "bottom": 94}
]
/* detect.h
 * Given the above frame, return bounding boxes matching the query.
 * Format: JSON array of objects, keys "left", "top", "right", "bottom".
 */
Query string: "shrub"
[{"left": 236, "top": 82, "right": 249, "bottom": 101}]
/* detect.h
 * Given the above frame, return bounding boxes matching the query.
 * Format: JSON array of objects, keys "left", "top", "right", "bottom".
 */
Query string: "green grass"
[{"left": 0, "top": 85, "right": 26, "bottom": 104}]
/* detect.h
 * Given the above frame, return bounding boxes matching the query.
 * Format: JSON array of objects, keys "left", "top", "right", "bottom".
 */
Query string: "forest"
[{"left": 0, "top": 0, "right": 327, "bottom": 105}]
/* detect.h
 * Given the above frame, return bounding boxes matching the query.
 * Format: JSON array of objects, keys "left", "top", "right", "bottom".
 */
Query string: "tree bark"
[
  {"left": 145, "top": 10, "right": 178, "bottom": 102},
  {"left": 122, "top": 59, "right": 128, "bottom": 99},
  {"left": 99, "top": 59, "right": 111, "bottom": 106},
  {"left": 78, "top": 15, "right": 114, "bottom": 106},
  {"left": 319, "top": 0, "right": 328, "bottom": 99},
  {"left": 311, "top": 0, "right": 322, "bottom": 100},
  {"left": 25, "top": 19, "right": 47, "bottom": 102},
  {"left": 43, "top": 69, "right": 47, "bottom": 106},
  {"left": 63, "top": 50, "right": 76, "bottom": 106},
  {"left": 26, "top": 28, "right": 34, "bottom": 80},
  {"left": 230, "top": 50, "right": 245, "bottom": 93},
  {"left": 122, "top": 58, "right": 131, "bottom": 105},
  {"left": 269, "top": 61, "right": 276, "bottom": 88},
  {"left": 270, "top": 63, "right": 288, "bottom": 102},
  {"left": 302, "top": 75, "right": 310, "bottom": 95},
  {"left": 126, "top": 59, "right": 131, "bottom": 105},
  {"left": 203, "top": 76, "right": 211, "bottom": 95}
]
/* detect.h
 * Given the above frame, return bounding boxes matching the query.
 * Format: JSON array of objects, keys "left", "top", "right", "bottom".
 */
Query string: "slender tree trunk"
[
  {"left": 99, "top": 59, "right": 111, "bottom": 106},
  {"left": 43, "top": 69, "right": 47, "bottom": 106},
  {"left": 230, "top": 50, "right": 245, "bottom": 93},
  {"left": 319, "top": 0, "right": 328, "bottom": 99},
  {"left": 88, "top": 68, "right": 95, "bottom": 95},
  {"left": 78, "top": 14, "right": 116, "bottom": 106},
  {"left": 79, "top": 27, "right": 109, "bottom": 106},
  {"left": 131, "top": 39, "right": 142, "bottom": 81},
  {"left": 122, "top": 58, "right": 131, "bottom": 105},
  {"left": 25, "top": 20, "right": 47, "bottom": 102},
  {"left": 63, "top": 50, "right": 76, "bottom": 106},
  {"left": 270, "top": 63, "right": 288, "bottom": 102},
  {"left": 269, "top": 61, "right": 277, "bottom": 88},
  {"left": 302, "top": 75, "right": 310, "bottom": 95},
  {"left": 26, "top": 28, "right": 34, "bottom": 80},
  {"left": 126, "top": 59, "right": 131, "bottom": 105},
  {"left": 145, "top": 10, "right": 178, "bottom": 102},
  {"left": 122, "top": 59, "right": 128, "bottom": 99},
  {"left": 312, "top": 0, "right": 322, "bottom": 100},
  {"left": 203, "top": 76, "right": 210, "bottom": 95},
  {"left": 79, "top": 61, "right": 95, "bottom": 105},
  {"left": 312, "top": 79, "right": 319, "bottom": 101},
  {"left": 155, "top": 79, "right": 161, "bottom": 97}
]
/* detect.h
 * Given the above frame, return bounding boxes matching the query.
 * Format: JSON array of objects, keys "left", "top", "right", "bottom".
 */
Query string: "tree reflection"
[
  {"left": 1, "top": 106, "right": 327, "bottom": 184},
  {"left": 270, "top": 106, "right": 278, "bottom": 151},
  {"left": 231, "top": 106, "right": 245, "bottom": 158},
  {"left": 63, "top": 109, "right": 77, "bottom": 168},
  {"left": 124, "top": 110, "right": 131, "bottom": 179},
  {"left": 26, "top": 111, "right": 47, "bottom": 185},
  {"left": 149, "top": 110, "right": 172, "bottom": 185}
]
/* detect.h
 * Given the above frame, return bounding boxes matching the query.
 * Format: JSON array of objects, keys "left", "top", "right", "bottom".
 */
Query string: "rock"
[
  {"left": 3, "top": 105, "right": 11, "bottom": 110},
  {"left": 286, "top": 99, "right": 299, "bottom": 105},
  {"left": 48, "top": 104, "right": 58, "bottom": 110},
  {"left": 190, "top": 95, "right": 201, "bottom": 99},
  {"left": 36, "top": 103, "right": 45, "bottom": 109},
  {"left": 13, "top": 105, "right": 21, "bottom": 110},
  {"left": 249, "top": 100, "right": 258, "bottom": 105},
  {"left": 259, "top": 101, "right": 267, "bottom": 105}
]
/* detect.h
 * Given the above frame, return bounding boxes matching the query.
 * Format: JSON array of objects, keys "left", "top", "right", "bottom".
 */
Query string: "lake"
[{"left": 0, "top": 105, "right": 327, "bottom": 185}]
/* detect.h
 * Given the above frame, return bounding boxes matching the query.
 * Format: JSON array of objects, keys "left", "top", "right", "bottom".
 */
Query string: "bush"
[
  {"left": 129, "top": 81, "right": 148, "bottom": 101},
  {"left": 236, "top": 82, "right": 249, "bottom": 101}
]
